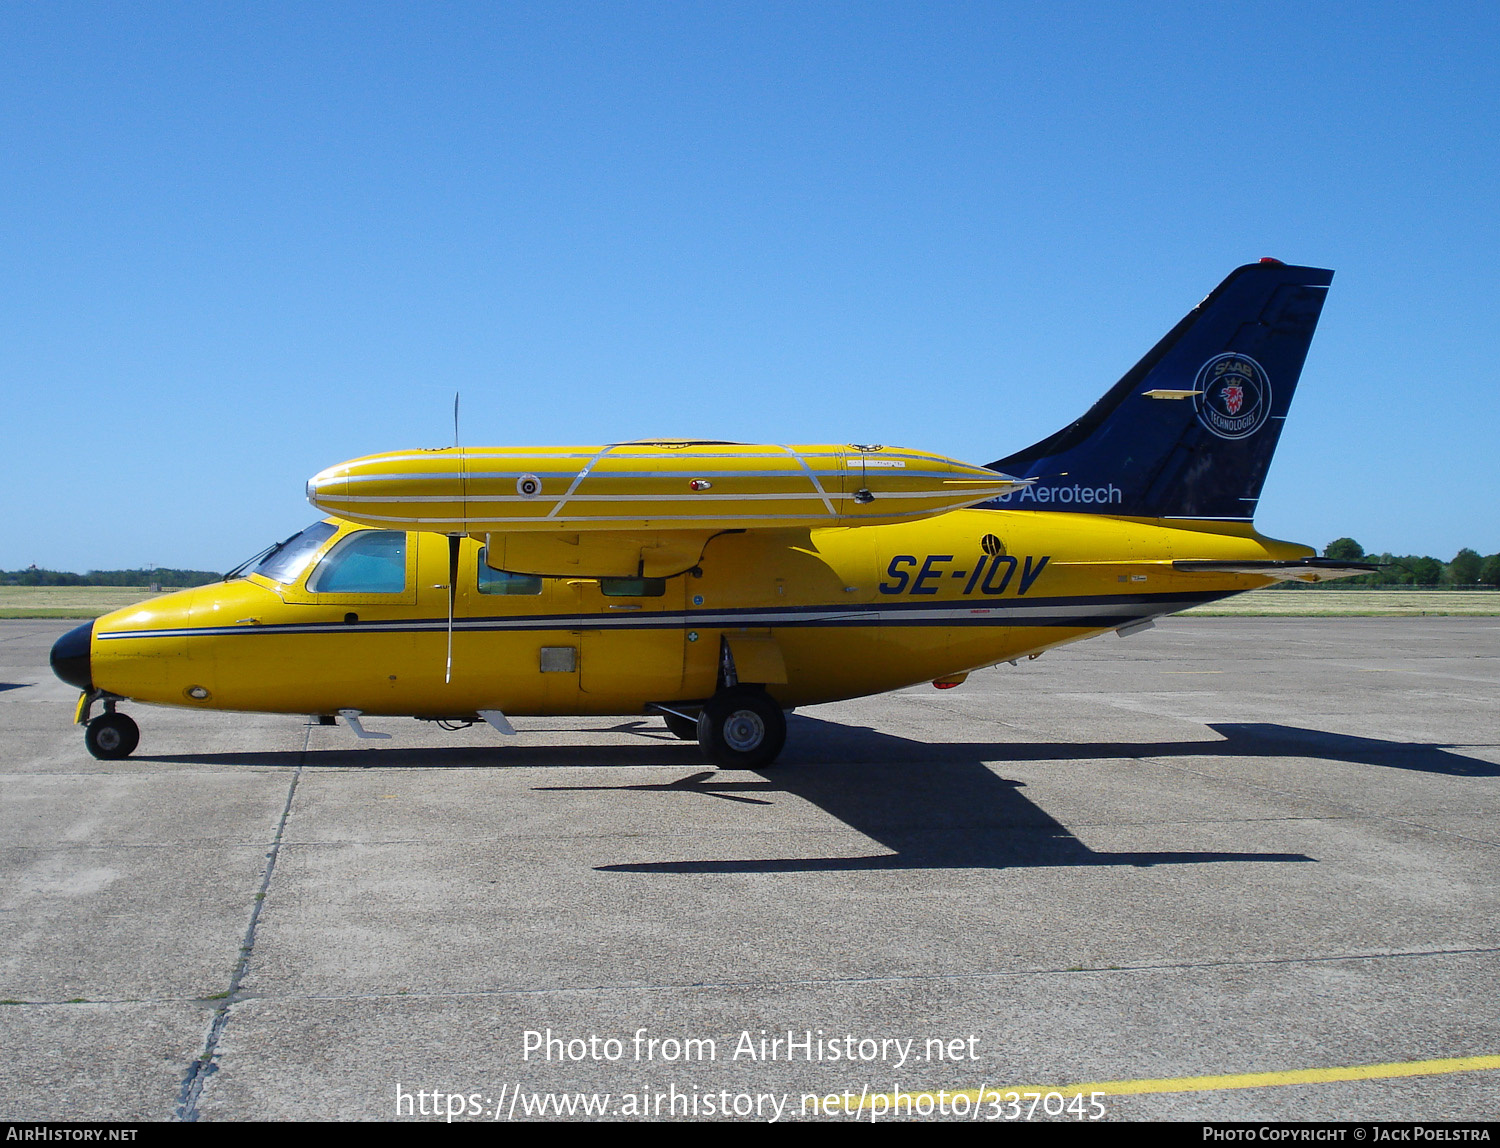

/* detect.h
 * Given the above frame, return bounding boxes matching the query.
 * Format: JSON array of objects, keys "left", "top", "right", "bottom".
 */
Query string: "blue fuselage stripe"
[{"left": 94, "top": 591, "right": 1230, "bottom": 642}]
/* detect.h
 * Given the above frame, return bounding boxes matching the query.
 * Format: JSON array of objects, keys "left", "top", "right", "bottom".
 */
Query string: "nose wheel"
[
  {"left": 85, "top": 712, "right": 140, "bottom": 760},
  {"left": 695, "top": 686, "right": 787, "bottom": 768}
]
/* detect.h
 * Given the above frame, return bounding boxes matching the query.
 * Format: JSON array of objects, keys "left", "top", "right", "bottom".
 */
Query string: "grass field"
[
  {"left": 1181, "top": 589, "right": 1500, "bottom": 616},
  {"left": 0, "top": 586, "right": 169, "bottom": 619},
  {"left": 4, "top": 585, "right": 1497, "bottom": 619}
]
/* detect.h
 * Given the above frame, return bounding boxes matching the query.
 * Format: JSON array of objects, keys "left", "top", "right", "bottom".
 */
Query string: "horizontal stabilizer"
[{"left": 1173, "top": 558, "right": 1382, "bottom": 584}]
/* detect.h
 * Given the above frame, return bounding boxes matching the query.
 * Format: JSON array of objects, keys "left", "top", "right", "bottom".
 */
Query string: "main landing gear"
[
  {"left": 656, "top": 635, "right": 790, "bottom": 767},
  {"left": 692, "top": 686, "right": 787, "bottom": 769},
  {"left": 661, "top": 711, "right": 699, "bottom": 741}
]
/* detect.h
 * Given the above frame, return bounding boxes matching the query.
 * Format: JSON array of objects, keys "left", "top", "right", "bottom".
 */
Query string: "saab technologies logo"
[{"left": 1193, "top": 353, "right": 1272, "bottom": 440}]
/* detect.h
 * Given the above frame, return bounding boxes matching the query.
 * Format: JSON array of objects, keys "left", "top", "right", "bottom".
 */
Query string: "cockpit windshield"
[{"left": 227, "top": 521, "right": 339, "bottom": 586}]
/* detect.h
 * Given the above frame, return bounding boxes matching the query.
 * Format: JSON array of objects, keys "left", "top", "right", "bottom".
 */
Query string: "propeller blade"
[{"left": 445, "top": 534, "right": 460, "bottom": 684}]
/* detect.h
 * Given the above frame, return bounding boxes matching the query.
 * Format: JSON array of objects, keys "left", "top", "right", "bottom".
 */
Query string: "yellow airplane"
[{"left": 51, "top": 260, "right": 1372, "bottom": 766}]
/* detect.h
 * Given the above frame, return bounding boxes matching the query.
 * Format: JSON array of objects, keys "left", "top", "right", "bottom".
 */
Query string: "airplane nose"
[{"left": 50, "top": 621, "right": 94, "bottom": 691}]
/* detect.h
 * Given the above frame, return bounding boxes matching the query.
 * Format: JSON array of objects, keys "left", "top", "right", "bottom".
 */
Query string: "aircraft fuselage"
[{"left": 83, "top": 511, "right": 1303, "bottom": 719}]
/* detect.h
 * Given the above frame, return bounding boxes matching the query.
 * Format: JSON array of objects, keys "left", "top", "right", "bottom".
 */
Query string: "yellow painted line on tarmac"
[
  {"left": 834, "top": 1055, "right": 1500, "bottom": 1110},
  {"left": 1025, "top": 1054, "right": 1500, "bottom": 1097}
]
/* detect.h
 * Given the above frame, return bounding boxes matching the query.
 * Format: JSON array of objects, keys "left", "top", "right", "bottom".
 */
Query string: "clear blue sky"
[{"left": 3, "top": 2, "right": 1495, "bottom": 572}]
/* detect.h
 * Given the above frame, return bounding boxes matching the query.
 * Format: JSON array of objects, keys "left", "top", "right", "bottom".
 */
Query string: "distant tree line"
[
  {"left": 0, "top": 568, "right": 221, "bottom": 587},
  {"left": 1322, "top": 539, "right": 1500, "bottom": 586}
]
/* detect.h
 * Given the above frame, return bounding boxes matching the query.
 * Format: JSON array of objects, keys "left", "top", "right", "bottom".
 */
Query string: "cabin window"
[
  {"left": 477, "top": 549, "right": 542, "bottom": 596},
  {"left": 252, "top": 521, "right": 338, "bottom": 586},
  {"left": 599, "top": 577, "right": 666, "bottom": 597},
  {"left": 306, "top": 531, "right": 408, "bottom": 594}
]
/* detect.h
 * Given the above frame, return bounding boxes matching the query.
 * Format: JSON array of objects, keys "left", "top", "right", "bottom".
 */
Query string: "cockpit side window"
[
  {"left": 477, "top": 548, "right": 542, "bottom": 596},
  {"left": 306, "top": 531, "right": 409, "bottom": 594},
  {"left": 253, "top": 521, "right": 338, "bottom": 586}
]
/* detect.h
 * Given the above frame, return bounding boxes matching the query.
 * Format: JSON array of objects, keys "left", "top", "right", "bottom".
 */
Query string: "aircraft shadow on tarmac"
[
  {"left": 138, "top": 716, "right": 1495, "bottom": 874},
  {"left": 136, "top": 715, "right": 1496, "bottom": 777},
  {"left": 553, "top": 715, "right": 1494, "bottom": 874}
]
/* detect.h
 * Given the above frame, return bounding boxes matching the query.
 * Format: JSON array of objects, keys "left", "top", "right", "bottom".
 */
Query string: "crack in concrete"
[
  {"left": 180, "top": 944, "right": 1500, "bottom": 1004},
  {"left": 173, "top": 725, "right": 308, "bottom": 1121}
]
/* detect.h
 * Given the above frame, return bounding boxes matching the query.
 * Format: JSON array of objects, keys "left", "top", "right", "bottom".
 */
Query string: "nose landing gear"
[{"left": 84, "top": 705, "right": 140, "bottom": 760}]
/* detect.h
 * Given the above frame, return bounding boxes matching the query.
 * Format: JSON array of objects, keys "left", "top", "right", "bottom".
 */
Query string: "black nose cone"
[{"left": 50, "top": 622, "right": 94, "bottom": 691}]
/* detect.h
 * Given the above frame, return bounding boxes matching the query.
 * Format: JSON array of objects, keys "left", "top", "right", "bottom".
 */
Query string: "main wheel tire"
[
  {"left": 85, "top": 713, "right": 139, "bottom": 760},
  {"left": 661, "top": 711, "right": 699, "bottom": 741},
  {"left": 696, "top": 687, "right": 787, "bottom": 768}
]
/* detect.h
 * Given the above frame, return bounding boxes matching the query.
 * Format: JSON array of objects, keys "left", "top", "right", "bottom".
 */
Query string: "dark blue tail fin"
[{"left": 985, "top": 260, "right": 1333, "bottom": 520}]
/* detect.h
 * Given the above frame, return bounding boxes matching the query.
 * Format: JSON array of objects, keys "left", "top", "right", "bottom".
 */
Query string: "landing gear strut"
[
  {"left": 661, "top": 711, "right": 699, "bottom": 741},
  {"left": 695, "top": 686, "right": 787, "bottom": 768},
  {"left": 85, "top": 712, "right": 140, "bottom": 760}
]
